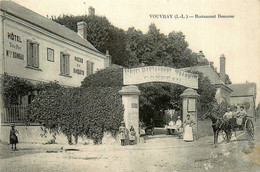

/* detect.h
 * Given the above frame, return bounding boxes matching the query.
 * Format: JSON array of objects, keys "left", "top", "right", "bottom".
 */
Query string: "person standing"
[
  {"left": 183, "top": 114, "right": 195, "bottom": 142},
  {"left": 119, "top": 121, "right": 127, "bottom": 146},
  {"left": 10, "top": 123, "right": 19, "bottom": 150},
  {"left": 139, "top": 120, "right": 146, "bottom": 143},
  {"left": 129, "top": 126, "right": 136, "bottom": 145}
]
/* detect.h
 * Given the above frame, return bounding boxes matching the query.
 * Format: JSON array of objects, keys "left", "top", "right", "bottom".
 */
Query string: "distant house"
[
  {"left": 228, "top": 83, "right": 257, "bottom": 118},
  {"left": 182, "top": 52, "right": 257, "bottom": 120},
  {"left": 181, "top": 53, "right": 232, "bottom": 104}
]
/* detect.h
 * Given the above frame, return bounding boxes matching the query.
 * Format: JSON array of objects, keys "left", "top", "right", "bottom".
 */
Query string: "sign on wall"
[
  {"left": 123, "top": 66, "right": 198, "bottom": 89},
  {"left": 188, "top": 99, "right": 196, "bottom": 112},
  {"left": 5, "top": 31, "right": 25, "bottom": 60}
]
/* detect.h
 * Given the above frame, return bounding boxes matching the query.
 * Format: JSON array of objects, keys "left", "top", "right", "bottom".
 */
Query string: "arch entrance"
[{"left": 119, "top": 66, "right": 200, "bottom": 143}]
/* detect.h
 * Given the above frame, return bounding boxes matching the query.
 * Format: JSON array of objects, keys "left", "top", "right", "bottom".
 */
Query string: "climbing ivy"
[
  {"left": 27, "top": 82, "right": 124, "bottom": 144},
  {"left": 1, "top": 74, "right": 34, "bottom": 106}
]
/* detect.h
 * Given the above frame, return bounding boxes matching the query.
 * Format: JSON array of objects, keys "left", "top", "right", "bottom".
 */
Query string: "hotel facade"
[{"left": 0, "top": 1, "right": 111, "bottom": 124}]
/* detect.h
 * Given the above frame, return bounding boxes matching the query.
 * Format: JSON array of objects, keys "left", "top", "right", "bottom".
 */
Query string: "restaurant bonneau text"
[{"left": 123, "top": 66, "right": 198, "bottom": 89}]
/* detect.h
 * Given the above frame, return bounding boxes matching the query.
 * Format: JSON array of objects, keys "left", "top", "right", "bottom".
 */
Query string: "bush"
[
  {"left": 27, "top": 82, "right": 124, "bottom": 144},
  {"left": 1, "top": 74, "right": 34, "bottom": 106}
]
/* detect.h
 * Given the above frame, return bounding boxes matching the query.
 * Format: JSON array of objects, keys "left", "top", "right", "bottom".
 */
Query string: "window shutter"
[
  {"left": 33, "top": 44, "right": 39, "bottom": 68},
  {"left": 27, "top": 41, "right": 32, "bottom": 66},
  {"left": 63, "top": 56, "right": 66, "bottom": 74},
  {"left": 66, "top": 55, "right": 70, "bottom": 75},
  {"left": 60, "top": 53, "right": 64, "bottom": 74},
  {"left": 91, "top": 62, "right": 94, "bottom": 75},
  {"left": 87, "top": 61, "right": 90, "bottom": 76}
]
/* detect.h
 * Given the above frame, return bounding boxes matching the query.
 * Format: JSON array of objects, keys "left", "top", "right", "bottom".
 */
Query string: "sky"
[{"left": 11, "top": 0, "right": 260, "bottom": 104}]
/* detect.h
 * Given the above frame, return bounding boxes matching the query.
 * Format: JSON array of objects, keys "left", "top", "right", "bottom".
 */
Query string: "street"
[{"left": 1, "top": 125, "right": 260, "bottom": 172}]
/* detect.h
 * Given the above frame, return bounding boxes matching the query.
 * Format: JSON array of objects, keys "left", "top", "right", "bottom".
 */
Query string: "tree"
[
  {"left": 126, "top": 24, "right": 200, "bottom": 68},
  {"left": 53, "top": 14, "right": 129, "bottom": 66}
]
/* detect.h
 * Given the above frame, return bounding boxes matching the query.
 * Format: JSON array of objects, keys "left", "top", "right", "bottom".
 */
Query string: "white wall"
[{"left": 3, "top": 17, "right": 106, "bottom": 87}]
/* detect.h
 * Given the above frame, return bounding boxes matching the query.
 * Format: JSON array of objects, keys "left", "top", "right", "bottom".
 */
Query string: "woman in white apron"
[{"left": 183, "top": 114, "right": 195, "bottom": 142}]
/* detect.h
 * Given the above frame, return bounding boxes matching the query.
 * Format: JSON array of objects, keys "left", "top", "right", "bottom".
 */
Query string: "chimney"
[
  {"left": 105, "top": 50, "right": 112, "bottom": 68},
  {"left": 88, "top": 6, "right": 95, "bottom": 15},
  {"left": 77, "top": 21, "right": 87, "bottom": 40},
  {"left": 220, "top": 54, "right": 226, "bottom": 83},
  {"left": 197, "top": 50, "right": 205, "bottom": 63}
]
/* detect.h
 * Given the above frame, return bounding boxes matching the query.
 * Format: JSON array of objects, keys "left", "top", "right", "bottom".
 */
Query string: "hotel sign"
[
  {"left": 123, "top": 66, "right": 198, "bottom": 89},
  {"left": 5, "top": 31, "right": 25, "bottom": 60}
]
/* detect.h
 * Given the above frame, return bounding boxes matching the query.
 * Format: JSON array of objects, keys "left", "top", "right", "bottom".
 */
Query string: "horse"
[{"left": 202, "top": 112, "right": 232, "bottom": 148}]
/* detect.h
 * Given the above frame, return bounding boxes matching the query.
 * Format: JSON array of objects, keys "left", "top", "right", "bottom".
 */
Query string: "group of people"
[
  {"left": 166, "top": 115, "right": 196, "bottom": 141},
  {"left": 119, "top": 122, "right": 136, "bottom": 146},
  {"left": 166, "top": 116, "right": 183, "bottom": 138},
  {"left": 223, "top": 106, "right": 247, "bottom": 129}
]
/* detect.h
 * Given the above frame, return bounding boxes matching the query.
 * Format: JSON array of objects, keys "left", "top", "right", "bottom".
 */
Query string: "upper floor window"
[
  {"left": 60, "top": 52, "right": 70, "bottom": 75},
  {"left": 27, "top": 40, "right": 39, "bottom": 68},
  {"left": 86, "top": 60, "right": 94, "bottom": 76}
]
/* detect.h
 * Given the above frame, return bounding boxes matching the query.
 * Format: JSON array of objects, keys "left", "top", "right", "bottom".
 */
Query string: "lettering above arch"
[{"left": 123, "top": 66, "right": 198, "bottom": 89}]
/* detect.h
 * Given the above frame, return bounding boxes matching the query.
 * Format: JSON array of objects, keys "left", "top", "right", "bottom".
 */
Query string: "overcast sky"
[{"left": 12, "top": 0, "right": 260, "bottom": 104}]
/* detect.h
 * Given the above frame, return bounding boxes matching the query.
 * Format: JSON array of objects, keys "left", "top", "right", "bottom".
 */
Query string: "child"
[
  {"left": 129, "top": 126, "right": 136, "bottom": 145},
  {"left": 119, "top": 121, "right": 127, "bottom": 146},
  {"left": 10, "top": 123, "right": 19, "bottom": 150}
]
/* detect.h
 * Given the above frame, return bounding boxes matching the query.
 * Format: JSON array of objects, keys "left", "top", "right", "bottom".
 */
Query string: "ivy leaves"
[{"left": 27, "top": 83, "right": 124, "bottom": 144}]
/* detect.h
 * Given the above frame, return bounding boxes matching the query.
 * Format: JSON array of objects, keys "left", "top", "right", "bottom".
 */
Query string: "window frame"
[
  {"left": 47, "top": 48, "right": 54, "bottom": 62},
  {"left": 27, "top": 40, "right": 40, "bottom": 69},
  {"left": 86, "top": 60, "right": 94, "bottom": 76},
  {"left": 60, "top": 52, "right": 71, "bottom": 76}
]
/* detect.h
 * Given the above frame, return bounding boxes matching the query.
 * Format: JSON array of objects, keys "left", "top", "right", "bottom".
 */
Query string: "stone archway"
[{"left": 119, "top": 66, "right": 200, "bottom": 143}]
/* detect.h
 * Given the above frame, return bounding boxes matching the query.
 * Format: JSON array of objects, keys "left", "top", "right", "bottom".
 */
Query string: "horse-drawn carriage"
[{"left": 221, "top": 116, "right": 254, "bottom": 143}]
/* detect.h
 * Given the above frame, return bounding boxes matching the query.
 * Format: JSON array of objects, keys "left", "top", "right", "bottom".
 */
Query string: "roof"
[
  {"left": 181, "top": 65, "right": 233, "bottom": 92},
  {"left": 181, "top": 65, "right": 223, "bottom": 85},
  {"left": 0, "top": 1, "right": 100, "bottom": 53},
  {"left": 228, "top": 83, "right": 257, "bottom": 97}
]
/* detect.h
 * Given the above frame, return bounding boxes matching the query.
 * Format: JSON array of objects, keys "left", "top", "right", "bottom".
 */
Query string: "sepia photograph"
[{"left": 0, "top": 0, "right": 260, "bottom": 171}]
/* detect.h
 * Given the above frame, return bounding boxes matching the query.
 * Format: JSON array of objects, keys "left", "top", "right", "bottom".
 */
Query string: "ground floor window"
[
  {"left": 60, "top": 52, "right": 70, "bottom": 75},
  {"left": 87, "top": 60, "right": 94, "bottom": 76},
  {"left": 27, "top": 40, "right": 39, "bottom": 68}
]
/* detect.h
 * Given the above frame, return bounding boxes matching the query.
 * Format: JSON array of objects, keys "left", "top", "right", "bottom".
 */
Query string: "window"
[
  {"left": 86, "top": 60, "right": 94, "bottom": 76},
  {"left": 47, "top": 48, "right": 54, "bottom": 62},
  {"left": 60, "top": 52, "right": 70, "bottom": 75},
  {"left": 27, "top": 40, "right": 39, "bottom": 68}
]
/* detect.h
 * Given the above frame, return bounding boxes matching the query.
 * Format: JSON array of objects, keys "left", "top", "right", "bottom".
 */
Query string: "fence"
[{"left": 2, "top": 105, "right": 28, "bottom": 123}]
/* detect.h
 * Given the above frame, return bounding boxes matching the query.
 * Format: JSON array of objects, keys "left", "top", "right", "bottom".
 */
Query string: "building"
[
  {"left": 228, "top": 82, "right": 257, "bottom": 118},
  {"left": 182, "top": 52, "right": 257, "bottom": 119},
  {"left": 0, "top": 1, "right": 111, "bottom": 123},
  {"left": 181, "top": 53, "right": 233, "bottom": 104}
]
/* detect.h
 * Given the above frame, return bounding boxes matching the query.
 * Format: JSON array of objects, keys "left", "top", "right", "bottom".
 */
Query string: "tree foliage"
[
  {"left": 53, "top": 14, "right": 129, "bottom": 66},
  {"left": 53, "top": 14, "right": 207, "bottom": 68}
]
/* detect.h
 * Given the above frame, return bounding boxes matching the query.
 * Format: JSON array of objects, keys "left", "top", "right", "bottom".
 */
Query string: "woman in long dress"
[
  {"left": 10, "top": 123, "right": 19, "bottom": 150},
  {"left": 183, "top": 114, "right": 195, "bottom": 142}
]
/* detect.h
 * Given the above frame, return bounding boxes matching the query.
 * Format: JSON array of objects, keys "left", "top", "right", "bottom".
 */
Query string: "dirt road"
[{"left": 1, "top": 126, "right": 260, "bottom": 172}]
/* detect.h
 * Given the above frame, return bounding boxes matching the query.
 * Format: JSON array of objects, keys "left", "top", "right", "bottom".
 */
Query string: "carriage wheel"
[
  {"left": 222, "top": 130, "right": 231, "bottom": 143},
  {"left": 245, "top": 119, "right": 254, "bottom": 140}
]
